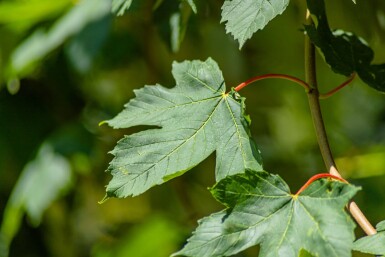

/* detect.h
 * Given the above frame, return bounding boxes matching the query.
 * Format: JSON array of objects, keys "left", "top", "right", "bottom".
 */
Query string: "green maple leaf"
[
  {"left": 174, "top": 170, "right": 359, "bottom": 257},
  {"left": 305, "top": 0, "right": 385, "bottom": 92},
  {"left": 221, "top": 0, "right": 290, "bottom": 48},
  {"left": 104, "top": 58, "right": 263, "bottom": 198},
  {"left": 353, "top": 220, "right": 385, "bottom": 255}
]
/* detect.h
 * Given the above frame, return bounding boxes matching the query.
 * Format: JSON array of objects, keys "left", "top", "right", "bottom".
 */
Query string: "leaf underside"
[
  {"left": 305, "top": 0, "right": 385, "bottom": 92},
  {"left": 353, "top": 220, "right": 385, "bottom": 255},
  {"left": 105, "top": 58, "right": 263, "bottom": 198},
  {"left": 174, "top": 170, "right": 359, "bottom": 257},
  {"left": 221, "top": 0, "right": 290, "bottom": 48}
]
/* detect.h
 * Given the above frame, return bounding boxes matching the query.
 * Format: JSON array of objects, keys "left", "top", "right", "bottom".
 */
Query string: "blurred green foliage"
[{"left": 0, "top": 0, "right": 384, "bottom": 256}]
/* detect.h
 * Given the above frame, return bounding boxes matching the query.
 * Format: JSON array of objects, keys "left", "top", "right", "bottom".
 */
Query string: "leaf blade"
[
  {"left": 174, "top": 170, "right": 359, "bottom": 257},
  {"left": 221, "top": 0, "right": 290, "bottom": 48},
  {"left": 353, "top": 220, "right": 385, "bottom": 255},
  {"left": 105, "top": 58, "right": 263, "bottom": 197},
  {"left": 305, "top": 0, "right": 385, "bottom": 92}
]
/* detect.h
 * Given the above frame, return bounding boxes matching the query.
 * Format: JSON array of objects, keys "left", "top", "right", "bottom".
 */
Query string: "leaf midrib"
[
  {"left": 297, "top": 199, "right": 341, "bottom": 257},
  {"left": 182, "top": 197, "right": 292, "bottom": 254},
  {"left": 122, "top": 94, "right": 221, "bottom": 122},
  {"left": 224, "top": 97, "right": 247, "bottom": 174}
]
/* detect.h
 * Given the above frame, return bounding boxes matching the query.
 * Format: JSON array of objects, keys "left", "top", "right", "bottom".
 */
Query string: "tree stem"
[{"left": 304, "top": 11, "right": 376, "bottom": 236}]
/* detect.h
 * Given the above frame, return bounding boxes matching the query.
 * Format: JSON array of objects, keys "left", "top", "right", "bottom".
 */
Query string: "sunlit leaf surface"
[
  {"left": 221, "top": 0, "right": 290, "bottom": 48},
  {"left": 174, "top": 170, "right": 359, "bottom": 257},
  {"left": 105, "top": 58, "right": 263, "bottom": 198}
]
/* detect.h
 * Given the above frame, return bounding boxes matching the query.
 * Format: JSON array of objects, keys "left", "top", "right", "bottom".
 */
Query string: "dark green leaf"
[
  {"left": 353, "top": 220, "right": 385, "bottom": 255},
  {"left": 174, "top": 170, "right": 359, "bottom": 257},
  {"left": 305, "top": 0, "right": 385, "bottom": 92},
  {"left": 104, "top": 58, "right": 263, "bottom": 198},
  {"left": 221, "top": 0, "right": 290, "bottom": 48},
  {"left": 358, "top": 64, "right": 385, "bottom": 92}
]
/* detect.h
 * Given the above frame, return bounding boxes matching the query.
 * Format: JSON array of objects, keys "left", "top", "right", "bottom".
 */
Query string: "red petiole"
[
  {"left": 233, "top": 74, "right": 311, "bottom": 92},
  {"left": 295, "top": 173, "right": 348, "bottom": 196},
  {"left": 233, "top": 73, "right": 356, "bottom": 99}
]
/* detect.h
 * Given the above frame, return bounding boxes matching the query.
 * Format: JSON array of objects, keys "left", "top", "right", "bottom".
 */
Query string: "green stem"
[
  {"left": 304, "top": 11, "right": 376, "bottom": 236},
  {"left": 305, "top": 32, "right": 336, "bottom": 170}
]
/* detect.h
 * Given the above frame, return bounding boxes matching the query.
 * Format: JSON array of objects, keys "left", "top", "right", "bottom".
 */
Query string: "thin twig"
[{"left": 304, "top": 10, "right": 376, "bottom": 236}]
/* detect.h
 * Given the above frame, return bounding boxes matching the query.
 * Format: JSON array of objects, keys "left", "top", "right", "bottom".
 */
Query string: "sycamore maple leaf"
[
  {"left": 305, "top": 0, "right": 385, "bottom": 92},
  {"left": 104, "top": 58, "right": 263, "bottom": 198},
  {"left": 174, "top": 170, "right": 359, "bottom": 257},
  {"left": 221, "top": 0, "right": 290, "bottom": 48},
  {"left": 353, "top": 220, "right": 385, "bottom": 255}
]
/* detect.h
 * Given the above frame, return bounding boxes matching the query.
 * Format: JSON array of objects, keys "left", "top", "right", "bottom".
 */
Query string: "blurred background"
[{"left": 0, "top": 0, "right": 385, "bottom": 256}]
